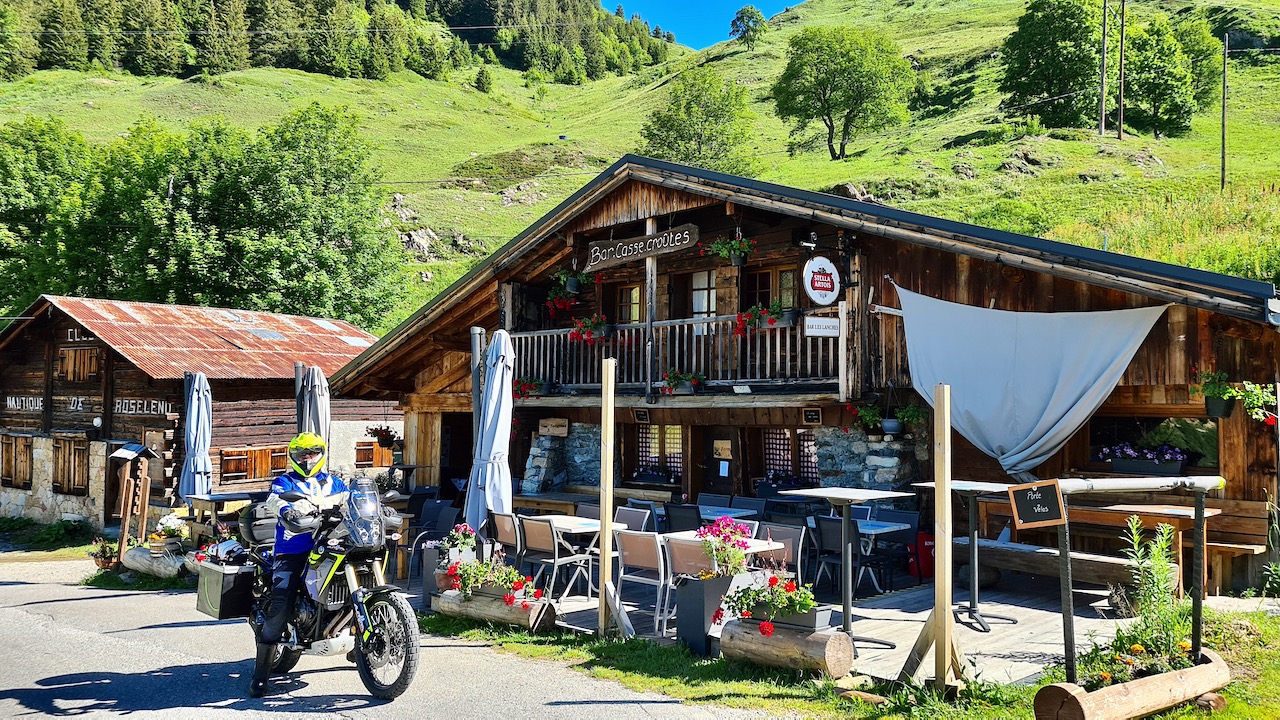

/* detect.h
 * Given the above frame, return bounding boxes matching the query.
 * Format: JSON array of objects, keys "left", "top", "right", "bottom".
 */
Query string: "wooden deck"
[{"left": 549, "top": 572, "right": 1129, "bottom": 684}]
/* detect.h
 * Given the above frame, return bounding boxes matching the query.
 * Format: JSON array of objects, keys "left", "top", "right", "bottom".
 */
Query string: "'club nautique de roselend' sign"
[{"left": 583, "top": 224, "right": 699, "bottom": 272}]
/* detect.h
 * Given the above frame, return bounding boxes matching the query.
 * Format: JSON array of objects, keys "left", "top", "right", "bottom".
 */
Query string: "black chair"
[
  {"left": 697, "top": 493, "right": 731, "bottom": 507},
  {"left": 873, "top": 508, "right": 922, "bottom": 586},
  {"left": 813, "top": 516, "right": 888, "bottom": 595},
  {"left": 408, "top": 503, "right": 459, "bottom": 582},
  {"left": 664, "top": 503, "right": 702, "bottom": 533},
  {"left": 729, "top": 496, "right": 768, "bottom": 521}
]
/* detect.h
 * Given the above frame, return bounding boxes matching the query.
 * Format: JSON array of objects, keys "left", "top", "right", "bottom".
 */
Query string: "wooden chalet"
[
  {"left": 332, "top": 155, "right": 1280, "bottom": 589},
  {"left": 0, "top": 296, "right": 402, "bottom": 528}
]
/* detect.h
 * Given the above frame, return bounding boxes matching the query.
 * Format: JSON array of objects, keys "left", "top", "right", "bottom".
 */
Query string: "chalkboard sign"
[{"left": 1007, "top": 479, "right": 1066, "bottom": 530}]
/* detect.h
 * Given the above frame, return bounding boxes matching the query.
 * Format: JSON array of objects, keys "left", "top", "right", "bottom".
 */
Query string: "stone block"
[{"left": 866, "top": 455, "right": 900, "bottom": 468}]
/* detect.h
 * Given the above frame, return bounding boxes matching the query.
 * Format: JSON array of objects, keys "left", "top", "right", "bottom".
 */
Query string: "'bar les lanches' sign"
[
  {"left": 583, "top": 223, "right": 699, "bottom": 272},
  {"left": 1007, "top": 479, "right": 1066, "bottom": 530}
]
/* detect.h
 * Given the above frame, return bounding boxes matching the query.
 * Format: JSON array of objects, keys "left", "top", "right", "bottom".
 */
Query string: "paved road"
[{"left": 0, "top": 558, "right": 748, "bottom": 719}]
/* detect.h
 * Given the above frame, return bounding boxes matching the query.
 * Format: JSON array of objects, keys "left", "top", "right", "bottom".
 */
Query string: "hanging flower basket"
[
  {"left": 730, "top": 252, "right": 747, "bottom": 267},
  {"left": 1204, "top": 397, "right": 1236, "bottom": 418}
]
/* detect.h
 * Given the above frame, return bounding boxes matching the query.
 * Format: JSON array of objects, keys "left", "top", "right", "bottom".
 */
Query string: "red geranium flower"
[
  {"left": 525, "top": 576, "right": 533, "bottom": 583},
  {"left": 740, "top": 610, "right": 751, "bottom": 618},
  {"left": 521, "top": 601, "right": 531, "bottom": 610},
  {"left": 512, "top": 579, "right": 524, "bottom": 591},
  {"left": 1268, "top": 415, "right": 1277, "bottom": 426},
  {"left": 533, "top": 588, "right": 544, "bottom": 599},
  {"left": 711, "top": 608, "right": 725, "bottom": 625},
  {"left": 759, "top": 620, "right": 775, "bottom": 637},
  {"left": 767, "top": 317, "right": 776, "bottom": 326},
  {"left": 784, "top": 581, "right": 797, "bottom": 593},
  {"left": 503, "top": 593, "right": 516, "bottom": 606},
  {"left": 450, "top": 578, "right": 461, "bottom": 590},
  {"left": 768, "top": 575, "right": 779, "bottom": 587},
  {"left": 447, "top": 562, "right": 459, "bottom": 576}
]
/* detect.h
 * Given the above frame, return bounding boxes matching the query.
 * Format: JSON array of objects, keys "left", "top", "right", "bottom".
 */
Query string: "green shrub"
[
  {"left": 0, "top": 516, "right": 37, "bottom": 534},
  {"left": 29, "top": 519, "right": 96, "bottom": 550}
]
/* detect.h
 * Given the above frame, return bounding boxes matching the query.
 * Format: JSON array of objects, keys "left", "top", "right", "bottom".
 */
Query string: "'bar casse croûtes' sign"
[
  {"left": 1007, "top": 479, "right": 1066, "bottom": 529},
  {"left": 583, "top": 223, "right": 698, "bottom": 272}
]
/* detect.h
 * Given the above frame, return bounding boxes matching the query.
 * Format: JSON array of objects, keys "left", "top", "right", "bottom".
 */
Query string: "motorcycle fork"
[{"left": 346, "top": 557, "right": 388, "bottom": 642}]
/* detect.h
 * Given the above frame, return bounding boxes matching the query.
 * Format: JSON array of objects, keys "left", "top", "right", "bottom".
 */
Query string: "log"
[
  {"left": 432, "top": 589, "right": 558, "bottom": 634},
  {"left": 1033, "top": 650, "right": 1230, "bottom": 720},
  {"left": 1194, "top": 692, "right": 1227, "bottom": 712},
  {"left": 719, "top": 620, "right": 853, "bottom": 678}
]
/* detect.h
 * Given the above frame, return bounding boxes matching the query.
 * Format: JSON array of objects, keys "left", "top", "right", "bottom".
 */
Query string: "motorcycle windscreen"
[{"left": 345, "top": 477, "right": 385, "bottom": 549}]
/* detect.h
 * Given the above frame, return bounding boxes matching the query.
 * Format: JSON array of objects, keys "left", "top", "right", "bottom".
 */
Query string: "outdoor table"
[
  {"left": 914, "top": 480, "right": 1019, "bottom": 633},
  {"left": 660, "top": 530, "right": 783, "bottom": 555},
  {"left": 654, "top": 505, "right": 757, "bottom": 522},
  {"left": 185, "top": 492, "right": 256, "bottom": 547},
  {"left": 780, "top": 487, "right": 913, "bottom": 650},
  {"left": 511, "top": 492, "right": 582, "bottom": 515},
  {"left": 388, "top": 464, "right": 432, "bottom": 491}
]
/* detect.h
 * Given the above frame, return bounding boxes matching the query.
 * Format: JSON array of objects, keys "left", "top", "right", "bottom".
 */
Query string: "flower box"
[
  {"left": 1034, "top": 650, "right": 1230, "bottom": 720},
  {"left": 1110, "top": 459, "right": 1186, "bottom": 476},
  {"left": 671, "top": 381, "right": 695, "bottom": 395},
  {"left": 674, "top": 575, "right": 736, "bottom": 657},
  {"left": 433, "top": 589, "right": 558, "bottom": 633},
  {"left": 748, "top": 603, "right": 834, "bottom": 631}
]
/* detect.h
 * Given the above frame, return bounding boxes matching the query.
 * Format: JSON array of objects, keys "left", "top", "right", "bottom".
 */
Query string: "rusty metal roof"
[{"left": 30, "top": 296, "right": 376, "bottom": 381}]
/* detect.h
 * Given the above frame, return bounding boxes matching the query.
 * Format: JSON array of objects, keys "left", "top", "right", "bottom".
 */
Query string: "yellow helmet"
[{"left": 288, "top": 432, "right": 327, "bottom": 478}]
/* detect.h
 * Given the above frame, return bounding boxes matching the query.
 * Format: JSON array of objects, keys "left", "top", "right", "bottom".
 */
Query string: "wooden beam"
[{"left": 400, "top": 392, "right": 473, "bottom": 413}]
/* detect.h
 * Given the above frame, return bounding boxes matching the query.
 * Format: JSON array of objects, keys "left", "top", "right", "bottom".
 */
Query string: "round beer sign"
[{"left": 803, "top": 256, "right": 841, "bottom": 306}]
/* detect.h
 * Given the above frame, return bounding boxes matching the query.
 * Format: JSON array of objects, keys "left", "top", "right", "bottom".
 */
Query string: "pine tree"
[
  {"left": 121, "top": 0, "right": 185, "bottom": 75},
  {"left": 247, "top": 0, "right": 306, "bottom": 68},
  {"left": 475, "top": 64, "right": 492, "bottom": 92},
  {"left": 308, "top": 0, "right": 357, "bottom": 77},
  {"left": 0, "top": 2, "right": 41, "bottom": 79},
  {"left": 196, "top": 0, "right": 251, "bottom": 74},
  {"left": 81, "top": 0, "right": 123, "bottom": 69},
  {"left": 38, "top": 0, "right": 89, "bottom": 69},
  {"left": 367, "top": 2, "right": 408, "bottom": 76}
]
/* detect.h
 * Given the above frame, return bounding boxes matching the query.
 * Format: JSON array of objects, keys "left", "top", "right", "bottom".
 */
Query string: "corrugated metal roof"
[{"left": 39, "top": 296, "right": 376, "bottom": 381}]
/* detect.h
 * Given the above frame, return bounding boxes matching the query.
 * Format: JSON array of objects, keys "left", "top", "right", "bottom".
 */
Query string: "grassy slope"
[{"left": 2, "top": 0, "right": 1279, "bottom": 333}]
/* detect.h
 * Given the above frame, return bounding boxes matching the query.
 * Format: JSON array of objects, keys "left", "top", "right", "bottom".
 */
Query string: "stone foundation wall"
[
  {"left": 522, "top": 423, "right": 617, "bottom": 493},
  {"left": 812, "top": 427, "right": 926, "bottom": 495},
  {"left": 0, "top": 439, "right": 108, "bottom": 528}
]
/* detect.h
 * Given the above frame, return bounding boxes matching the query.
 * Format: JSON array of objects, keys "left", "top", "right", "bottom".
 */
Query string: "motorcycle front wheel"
[{"left": 354, "top": 593, "right": 420, "bottom": 700}]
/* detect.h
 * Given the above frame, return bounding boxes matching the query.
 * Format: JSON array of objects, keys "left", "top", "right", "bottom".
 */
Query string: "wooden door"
[{"left": 700, "top": 426, "right": 737, "bottom": 497}]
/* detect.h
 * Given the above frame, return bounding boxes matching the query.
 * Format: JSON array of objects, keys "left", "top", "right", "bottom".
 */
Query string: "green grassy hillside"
[{"left": 3, "top": 0, "right": 1279, "bottom": 333}]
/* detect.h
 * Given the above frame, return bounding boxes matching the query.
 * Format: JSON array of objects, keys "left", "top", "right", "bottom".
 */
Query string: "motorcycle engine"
[{"left": 293, "top": 595, "right": 320, "bottom": 634}]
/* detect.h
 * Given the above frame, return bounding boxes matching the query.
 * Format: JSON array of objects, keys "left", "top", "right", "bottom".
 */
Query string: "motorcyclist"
[{"left": 250, "top": 432, "right": 349, "bottom": 698}]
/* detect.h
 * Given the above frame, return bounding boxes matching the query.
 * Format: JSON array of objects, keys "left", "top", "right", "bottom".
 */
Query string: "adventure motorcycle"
[{"left": 206, "top": 476, "right": 420, "bottom": 699}]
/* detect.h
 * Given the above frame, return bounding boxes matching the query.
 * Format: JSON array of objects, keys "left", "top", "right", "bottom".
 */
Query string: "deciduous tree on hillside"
[
  {"left": 1173, "top": 17, "right": 1222, "bottom": 106},
  {"left": 1127, "top": 17, "right": 1197, "bottom": 137},
  {"left": 1000, "top": 0, "right": 1101, "bottom": 127},
  {"left": 771, "top": 26, "right": 913, "bottom": 161},
  {"left": 730, "top": 6, "right": 768, "bottom": 51},
  {"left": 639, "top": 65, "right": 758, "bottom": 176}
]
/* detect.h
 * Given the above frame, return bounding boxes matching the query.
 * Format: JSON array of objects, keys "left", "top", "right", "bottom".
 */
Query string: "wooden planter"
[
  {"left": 720, "top": 620, "right": 853, "bottom": 677},
  {"left": 1033, "top": 649, "right": 1230, "bottom": 720},
  {"left": 432, "top": 589, "right": 558, "bottom": 633},
  {"left": 93, "top": 556, "right": 118, "bottom": 571},
  {"left": 148, "top": 538, "right": 183, "bottom": 557}
]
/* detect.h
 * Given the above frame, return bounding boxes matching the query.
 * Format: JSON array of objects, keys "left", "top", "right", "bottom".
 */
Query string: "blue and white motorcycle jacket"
[{"left": 265, "top": 471, "right": 350, "bottom": 555}]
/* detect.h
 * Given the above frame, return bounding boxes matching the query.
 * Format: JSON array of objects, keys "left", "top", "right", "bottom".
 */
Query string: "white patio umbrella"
[
  {"left": 297, "top": 365, "right": 331, "bottom": 448},
  {"left": 178, "top": 372, "right": 213, "bottom": 502},
  {"left": 464, "top": 329, "right": 515, "bottom": 533}
]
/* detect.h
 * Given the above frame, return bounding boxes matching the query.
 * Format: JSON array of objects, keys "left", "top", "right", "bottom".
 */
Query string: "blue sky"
[{"left": 604, "top": 1, "right": 792, "bottom": 50}]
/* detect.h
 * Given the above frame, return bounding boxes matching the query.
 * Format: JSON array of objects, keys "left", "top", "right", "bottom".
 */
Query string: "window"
[
  {"left": 635, "top": 424, "right": 683, "bottom": 481},
  {"left": 355, "top": 441, "right": 395, "bottom": 469},
  {"left": 690, "top": 270, "right": 716, "bottom": 335},
  {"left": 617, "top": 284, "right": 643, "bottom": 324},
  {"left": 743, "top": 267, "right": 798, "bottom": 311},
  {"left": 0, "top": 434, "right": 33, "bottom": 490},
  {"left": 57, "top": 347, "right": 99, "bottom": 383},
  {"left": 219, "top": 445, "right": 290, "bottom": 483},
  {"left": 52, "top": 437, "right": 89, "bottom": 495},
  {"left": 758, "top": 428, "right": 819, "bottom": 483}
]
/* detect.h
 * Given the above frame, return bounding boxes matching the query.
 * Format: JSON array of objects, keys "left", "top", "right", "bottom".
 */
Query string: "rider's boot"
[{"left": 249, "top": 642, "right": 274, "bottom": 698}]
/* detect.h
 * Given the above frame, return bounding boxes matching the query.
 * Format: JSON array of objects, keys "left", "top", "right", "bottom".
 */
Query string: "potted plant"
[
  {"left": 87, "top": 536, "right": 119, "bottom": 570},
  {"left": 569, "top": 313, "right": 611, "bottom": 345},
  {"left": 722, "top": 572, "right": 828, "bottom": 633},
  {"left": 545, "top": 288, "right": 574, "bottom": 320},
  {"left": 367, "top": 424, "right": 400, "bottom": 448},
  {"left": 895, "top": 404, "right": 929, "bottom": 432},
  {"left": 553, "top": 267, "right": 592, "bottom": 296},
  {"left": 1096, "top": 442, "right": 1190, "bottom": 476},
  {"left": 661, "top": 369, "right": 705, "bottom": 395},
  {"left": 513, "top": 377, "right": 543, "bottom": 400},
  {"left": 148, "top": 512, "right": 189, "bottom": 556},
  {"left": 851, "top": 405, "right": 882, "bottom": 436},
  {"left": 1238, "top": 380, "right": 1278, "bottom": 426},
  {"left": 675, "top": 516, "right": 754, "bottom": 656},
  {"left": 631, "top": 464, "right": 672, "bottom": 485},
  {"left": 699, "top": 229, "right": 756, "bottom": 267},
  {"left": 733, "top": 301, "right": 784, "bottom": 336},
  {"left": 1191, "top": 369, "right": 1241, "bottom": 418},
  {"left": 443, "top": 551, "right": 531, "bottom": 599}
]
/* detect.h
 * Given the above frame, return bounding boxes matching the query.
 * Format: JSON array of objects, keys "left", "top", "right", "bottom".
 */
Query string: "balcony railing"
[{"left": 510, "top": 314, "right": 842, "bottom": 391}]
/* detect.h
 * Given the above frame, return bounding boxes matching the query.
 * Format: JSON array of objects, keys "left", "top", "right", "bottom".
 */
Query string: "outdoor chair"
[
  {"left": 813, "top": 515, "right": 888, "bottom": 595},
  {"left": 666, "top": 536, "right": 715, "bottom": 576},
  {"left": 491, "top": 512, "right": 522, "bottom": 567},
  {"left": 753, "top": 522, "right": 807, "bottom": 581},
  {"left": 697, "top": 493, "right": 732, "bottom": 508},
  {"left": 664, "top": 503, "right": 702, "bottom": 533},
  {"left": 766, "top": 509, "right": 810, "bottom": 526},
  {"left": 613, "top": 506, "right": 651, "bottom": 535},
  {"left": 576, "top": 503, "right": 601, "bottom": 520},
  {"left": 625, "top": 499, "right": 662, "bottom": 532},
  {"left": 873, "top": 509, "right": 922, "bottom": 585},
  {"left": 614, "top": 529, "right": 671, "bottom": 635},
  {"left": 729, "top": 496, "right": 768, "bottom": 520},
  {"left": 519, "top": 516, "right": 593, "bottom": 602},
  {"left": 407, "top": 502, "right": 458, "bottom": 584}
]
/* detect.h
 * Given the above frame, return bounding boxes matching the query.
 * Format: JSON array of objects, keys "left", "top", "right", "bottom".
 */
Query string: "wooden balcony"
[{"left": 510, "top": 314, "right": 844, "bottom": 394}]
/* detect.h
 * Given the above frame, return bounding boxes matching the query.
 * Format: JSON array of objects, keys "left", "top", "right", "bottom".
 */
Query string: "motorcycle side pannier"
[{"left": 196, "top": 561, "right": 255, "bottom": 620}]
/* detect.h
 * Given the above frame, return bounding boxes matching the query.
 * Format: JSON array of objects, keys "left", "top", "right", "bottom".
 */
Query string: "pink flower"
[{"left": 759, "top": 620, "right": 774, "bottom": 636}]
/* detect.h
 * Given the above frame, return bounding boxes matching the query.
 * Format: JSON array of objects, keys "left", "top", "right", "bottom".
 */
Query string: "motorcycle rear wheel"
[
  {"left": 273, "top": 645, "right": 303, "bottom": 674},
  {"left": 354, "top": 593, "right": 420, "bottom": 700}
]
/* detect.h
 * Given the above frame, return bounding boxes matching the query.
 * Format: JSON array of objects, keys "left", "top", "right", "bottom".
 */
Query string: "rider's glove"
[{"left": 282, "top": 507, "right": 308, "bottom": 524}]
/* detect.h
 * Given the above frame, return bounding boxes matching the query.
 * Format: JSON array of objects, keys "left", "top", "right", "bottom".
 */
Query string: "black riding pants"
[{"left": 261, "top": 553, "right": 308, "bottom": 644}]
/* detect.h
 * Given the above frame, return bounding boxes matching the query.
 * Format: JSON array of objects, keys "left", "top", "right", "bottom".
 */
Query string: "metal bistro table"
[
  {"left": 914, "top": 480, "right": 1018, "bottom": 633},
  {"left": 654, "top": 505, "right": 758, "bottom": 522},
  {"left": 780, "top": 487, "right": 913, "bottom": 652}
]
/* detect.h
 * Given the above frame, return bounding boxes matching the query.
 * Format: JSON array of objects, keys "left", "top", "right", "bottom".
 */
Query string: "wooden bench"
[
  {"left": 1206, "top": 542, "right": 1267, "bottom": 596},
  {"left": 564, "top": 484, "right": 674, "bottom": 505},
  {"left": 954, "top": 537, "right": 1178, "bottom": 590}
]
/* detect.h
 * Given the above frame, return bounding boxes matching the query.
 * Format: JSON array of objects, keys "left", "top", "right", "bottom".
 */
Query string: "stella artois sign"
[{"left": 803, "top": 256, "right": 841, "bottom": 306}]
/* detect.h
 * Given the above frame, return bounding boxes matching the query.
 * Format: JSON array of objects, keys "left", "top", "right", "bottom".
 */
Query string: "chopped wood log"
[
  {"left": 432, "top": 590, "right": 558, "bottom": 633},
  {"left": 835, "top": 674, "right": 875, "bottom": 691},
  {"left": 840, "top": 690, "right": 888, "bottom": 705},
  {"left": 720, "top": 620, "right": 853, "bottom": 678},
  {"left": 1194, "top": 692, "right": 1227, "bottom": 712},
  {"left": 1033, "top": 650, "right": 1230, "bottom": 720}
]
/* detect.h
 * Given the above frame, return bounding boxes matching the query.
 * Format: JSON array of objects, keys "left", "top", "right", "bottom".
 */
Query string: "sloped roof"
[
  {"left": 331, "top": 154, "right": 1280, "bottom": 395},
  {"left": 0, "top": 295, "right": 375, "bottom": 381}
]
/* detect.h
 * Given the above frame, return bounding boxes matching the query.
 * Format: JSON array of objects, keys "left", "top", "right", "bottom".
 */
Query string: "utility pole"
[
  {"left": 1099, "top": 0, "right": 1109, "bottom": 135},
  {"left": 1116, "top": 0, "right": 1126, "bottom": 140},
  {"left": 1221, "top": 32, "right": 1229, "bottom": 191}
]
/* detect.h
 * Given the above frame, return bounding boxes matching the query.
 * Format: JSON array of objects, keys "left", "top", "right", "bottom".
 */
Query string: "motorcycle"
[{"left": 237, "top": 476, "right": 420, "bottom": 699}]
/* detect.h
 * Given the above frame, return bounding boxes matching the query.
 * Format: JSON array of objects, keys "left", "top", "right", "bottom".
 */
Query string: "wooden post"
[
  {"left": 1058, "top": 498, "right": 1077, "bottom": 684},
  {"left": 599, "top": 357, "right": 617, "bottom": 635},
  {"left": 837, "top": 300, "right": 849, "bottom": 403},
  {"left": 933, "top": 382, "right": 953, "bottom": 692},
  {"left": 644, "top": 217, "right": 657, "bottom": 405},
  {"left": 1192, "top": 490, "right": 1205, "bottom": 659},
  {"left": 1221, "top": 33, "right": 1228, "bottom": 191}
]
